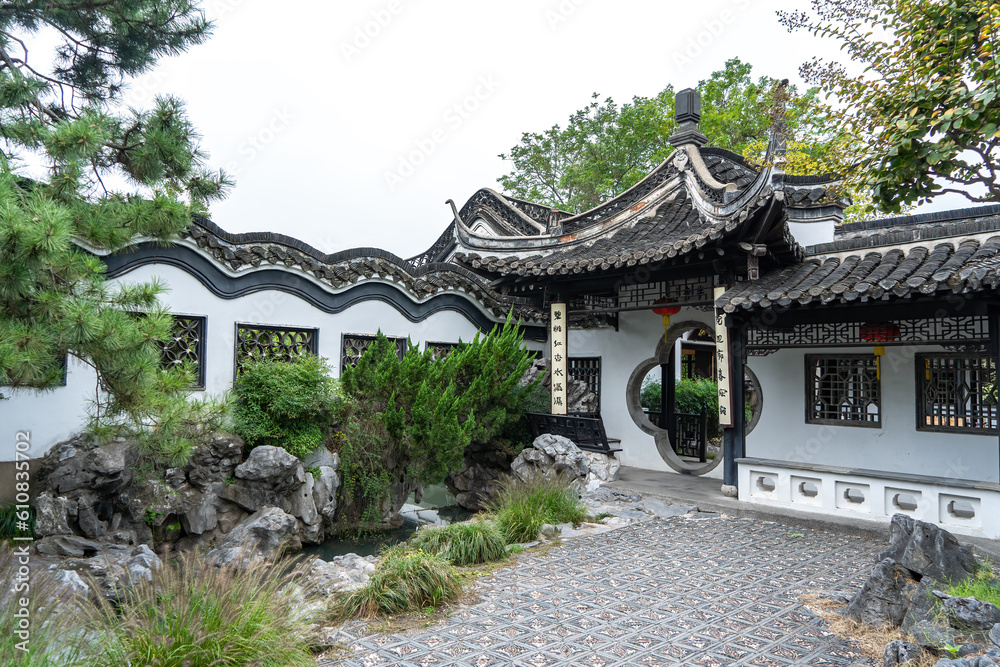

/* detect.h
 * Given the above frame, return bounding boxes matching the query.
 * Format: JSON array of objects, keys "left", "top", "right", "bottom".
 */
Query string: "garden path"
[{"left": 319, "top": 511, "right": 880, "bottom": 666}]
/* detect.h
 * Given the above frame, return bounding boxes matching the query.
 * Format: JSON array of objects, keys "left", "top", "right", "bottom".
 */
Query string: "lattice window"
[
  {"left": 806, "top": 355, "right": 881, "bottom": 427},
  {"left": 162, "top": 316, "right": 206, "bottom": 388},
  {"left": 569, "top": 357, "right": 602, "bottom": 411},
  {"left": 427, "top": 342, "right": 458, "bottom": 361},
  {"left": 917, "top": 354, "right": 998, "bottom": 434},
  {"left": 235, "top": 324, "right": 317, "bottom": 376},
  {"left": 615, "top": 276, "right": 714, "bottom": 312},
  {"left": 341, "top": 334, "right": 407, "bottom": 370},
  {"left": 749, "top": 317, "right": 989, "bottom": 350}
]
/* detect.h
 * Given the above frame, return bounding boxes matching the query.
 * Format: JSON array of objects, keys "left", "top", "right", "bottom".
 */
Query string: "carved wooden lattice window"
[
  {"left": 427, "top": 342, "right": 458, "bottom": 361},
  {"left": 569, "top": 357, "right": 602, "bottom": 411},
  {"left": 917, "top": 353, "right": 998, "bottom": 434},
  {"left": 805, "top": 355, "right": 881, "bottom": 427},
  {"left": 341, "top": 334, "right": 406, "bottom": 370},
  {"left": 235, "top": 324, "right": 317, "bottom": 376},
  {"left": 162, "top": 315, "right": 206, "bottom": 388}
]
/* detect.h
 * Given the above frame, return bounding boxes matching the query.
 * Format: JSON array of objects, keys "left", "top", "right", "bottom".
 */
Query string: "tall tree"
[
  {"left": 497, "top": 59, "right": 828, "bottom": 214},
  {"left": 0, "top": 2, "right": 229, "bottom": 456},
  {"left": 780, "top": 0, "right": 1000, "bottom": 212}
]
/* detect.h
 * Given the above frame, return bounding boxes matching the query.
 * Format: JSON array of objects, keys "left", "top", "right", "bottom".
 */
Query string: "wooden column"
[
  {"left": 716, "top": 286, "right": 745, "bottom": 489},
  {"left": 550, "top": 301, "right": 568, "bottom": 415},
  {"left": 990, "top": 307, "right": 1000, "bottom": 484}
]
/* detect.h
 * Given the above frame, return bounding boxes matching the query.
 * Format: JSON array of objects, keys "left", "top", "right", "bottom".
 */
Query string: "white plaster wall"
[
  {"left": 566, "top": 307, "right": 718, "bottom": 475},
  {"left": 0, "top": 262, "right": 509, "bottom": 461},
  {"left": 746, "top": 346, "right": 1000, "bottom": 484},
  {"left": 0, "top": 356, "right": 97, "bottom": 461}
]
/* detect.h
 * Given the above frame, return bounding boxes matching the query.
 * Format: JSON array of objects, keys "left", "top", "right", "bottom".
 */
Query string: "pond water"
[{"left": 300, "top": 484, "right": 473, "bottom": 560}]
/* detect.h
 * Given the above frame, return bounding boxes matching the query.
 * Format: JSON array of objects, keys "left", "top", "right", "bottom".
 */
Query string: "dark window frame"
[
  {"left": 915, "top": 352, "right": 998, "bottom": 435},
  {"left": 569, "top": 356, "right": 602, "bottom": 412},
  {"left": 162, "top": 315, "right": 207, "bottom": 390},
  {"left": 234, "top": 323, "right": 319, "bottom": 379},
  {"left": 425, "top": 341, "right": 459, "bottom": 361},
  {"left": 805, "top": 354, "right": 881, "bottom": 428},
  {"left": 341, "top": 333, "right": 407, "bottom": 370}
]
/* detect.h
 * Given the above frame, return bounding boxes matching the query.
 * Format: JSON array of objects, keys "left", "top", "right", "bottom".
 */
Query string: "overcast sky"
[{"left": 119, "top": 1, "right": 878, "bottom": 258}]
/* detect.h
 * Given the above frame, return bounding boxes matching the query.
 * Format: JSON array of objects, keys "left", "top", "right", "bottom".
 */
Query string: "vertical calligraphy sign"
[
  {"left": 550, "top": 302, "right": 568, "bottom": 415},
  {"left": 714, "top": 286, "right": 733, "bottom": 427}
]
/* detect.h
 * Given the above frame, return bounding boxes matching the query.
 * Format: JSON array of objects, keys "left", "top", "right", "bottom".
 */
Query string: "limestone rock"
[
  {"left": 585, "top": 451, "right": 621, "bottom": 487},
  {"left": 302, "top": 447, "right": 339, "bottom": 471},
  {"left": 186, "top": 434, "right": 244, "bottom": 490},
  {"left": 50, "top": 569, "right": 90, "bottom": 599},
  {"left": 511, "top": 434, "right": 589, "bottom": 483},
  {"left": 34, "top": 535, "right": 103, "bottom": 558},
  {"left": 290, "top": 473, "right": 318, "bottom": 526},
  {"left": 845, "top": 557, "right": 920, "bottom": 627},
  {"left": 909, "top": 619, "right": 959, "bottom": 649},
  {"left": 215, "top": 506, "right": 300, "bottom": 559},
  {"left": 236, "top": 446, "right": 306, "bottom": 493},
  {"left": 312, "top": 466, "right": 339, "bottom": 523},
  {"left": 990, "top": 623, "right": 1000, "bottom": 648},
  {"left": 878, "top": 514, "right": 978, "bottom": 584},
  {"left": 34, "top": 493, "right": 72, "bottom": 537},
  {"left": 219, "top": 483, "right": 291, "bottom": 514},
  {"left": 883, "top": 639, "right": 923, "bottom": 666},
  {"left": 902, "top": 578, "right": 940, "bottom": 632},
  {"left": 300, "top": 554, "right": 376, "bottom": 596},
  {"left": 934, "top": 591, "right": 1000, "bottom": 630},
  {"left": 447, "top": 461, "right": 506, "bottom": 511}
]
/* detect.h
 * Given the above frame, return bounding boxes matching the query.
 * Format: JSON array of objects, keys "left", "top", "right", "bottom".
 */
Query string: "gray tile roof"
[{"left": 717, "top": 206, "right": 1000, "bottom": 312}]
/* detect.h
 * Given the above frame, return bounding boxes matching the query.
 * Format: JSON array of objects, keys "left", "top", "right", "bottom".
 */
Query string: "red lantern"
[
  {"left": 652, "top": 299, "right": 682, "bottom": 343},
  {"left": 859, "top": 322, "right": 900, "bottom": 379}
]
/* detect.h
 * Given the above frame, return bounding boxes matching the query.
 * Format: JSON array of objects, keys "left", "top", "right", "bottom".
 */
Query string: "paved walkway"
[{"left": 320, "top": 512, "right": 881, "bottom": 667}]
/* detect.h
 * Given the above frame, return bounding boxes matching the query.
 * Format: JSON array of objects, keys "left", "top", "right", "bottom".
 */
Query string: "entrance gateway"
[{"left": 444, "top": 88, "right": 835, "bottom": 486}]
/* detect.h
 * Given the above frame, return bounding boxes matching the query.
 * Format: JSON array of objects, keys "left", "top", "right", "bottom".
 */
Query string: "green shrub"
[
  {"left": 407, "top": 520, "right": 507, "bottom": 566},
  {"left": 0, "top": 543, "right": 87, "bottom": 666},
  {"left": 86, "top": 550, "right": 314, "bottom": 667},
  {"left": 231, "top": 354, "right": 338, "bottom": 459},
  {"left": 336, "top": 317, "right": 539, "bottom": 531},
  {"left": 488, "top": 473, "right": 589, "bottom": 543},
  {"left": 331, "top": 545, "right": 461, "bottom": 619}
]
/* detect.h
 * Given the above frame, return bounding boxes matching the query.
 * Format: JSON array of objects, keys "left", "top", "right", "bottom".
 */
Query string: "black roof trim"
[
  {"left": 836, "top": 204, "right": 1000, "bottom": 235},
  {"left": 698, "top": 147, "right": 760, "bottom": 172}
]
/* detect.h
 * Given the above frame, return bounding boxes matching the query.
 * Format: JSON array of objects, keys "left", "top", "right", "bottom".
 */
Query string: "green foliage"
[
  {"left": 331, "top": 545, "right": 462, "bottom": 619},
  {"left": 0, "top": 0, "right": 230, "bottom": 458},
  {"left": 86, "top": 550, "right": 314, "bottom": 667},
  {"left": 497, "top": 58, "right": 829, "bottom": 214},
  {"left": 143, "top": 508, "right": 162, "bottom": 525},
  {"left": 674, "top": 378, "right": 722, "bottom": 438},
  {"left": 781, "top": 0, "right": 1000, "bottom": 211},
  {"left": 336, "top": 317, "right": 538, "bottom": 531},
  {"left": 487, "top": 473, "right": 589, "bottom": 544},
  {"left": 0, "top": 504, "right": 33, "bottom": 540},
  {"left": 231, "top": 354, "right": 338, "bottom": 459},
  {"left": 407, "top": 519, "right": 507, "bottom": 566},
  {"left": 946, "top": 564, "right": 1000, "bottom": 609},
  {"left": 640, "top": 378, "right": 661, "bottom": 412},
  {"left": 1, "top": 543, "right": 88, "bottom": 666}
]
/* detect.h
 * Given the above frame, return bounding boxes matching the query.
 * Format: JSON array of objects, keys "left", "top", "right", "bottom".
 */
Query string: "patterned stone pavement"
[{"left": 320, "top": 514, "right": 882, "bottom": 667}]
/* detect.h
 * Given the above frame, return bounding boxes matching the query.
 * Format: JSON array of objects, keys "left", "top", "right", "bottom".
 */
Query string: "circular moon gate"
[{"left": 624, "top": 319, "right": 762, "bottom": 475}]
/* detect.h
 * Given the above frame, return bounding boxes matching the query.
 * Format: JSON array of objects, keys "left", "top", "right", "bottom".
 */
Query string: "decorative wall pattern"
[
  {"left": 341, "top": 334, "right": 407, "bottom": 370},
  {"left": 162, "top": 315, "right": 206, "bottom": 388},
  {"left": 235, "top": 324, "right": 317, "bottom": 375}
]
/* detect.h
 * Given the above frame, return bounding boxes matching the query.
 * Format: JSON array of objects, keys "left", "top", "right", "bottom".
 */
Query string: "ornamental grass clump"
[
  {"left": 407, "top": 519, "right": 507, "bottom": 566},
  {"left": 85, "top": 549, "right": 314, "bottom": 667},
  {"left": 331, "top": 545, "right": 461, "bottom": 620},
  {"left": 0, "top": 543, "right": 87, "bottom": 667},
  {"left": 488, "top": 473, "right": 590, "bottom": 544}
]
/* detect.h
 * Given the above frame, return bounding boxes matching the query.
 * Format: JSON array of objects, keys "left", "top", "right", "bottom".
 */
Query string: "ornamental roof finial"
[{"left": 669, "top": 88, "right": 708, "bottom": 148}]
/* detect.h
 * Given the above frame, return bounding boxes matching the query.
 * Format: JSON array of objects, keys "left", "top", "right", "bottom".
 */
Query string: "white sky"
[{"left": 113, "top": 1, "right": 941, "bottom": 258}]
